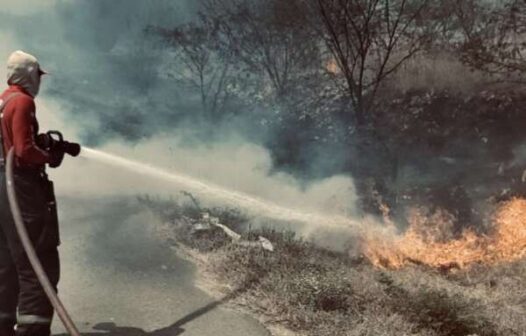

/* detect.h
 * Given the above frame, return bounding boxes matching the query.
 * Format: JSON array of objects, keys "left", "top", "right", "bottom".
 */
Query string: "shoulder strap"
[{"left": 0, "top": 93, "right": 24, "bottom": 166}]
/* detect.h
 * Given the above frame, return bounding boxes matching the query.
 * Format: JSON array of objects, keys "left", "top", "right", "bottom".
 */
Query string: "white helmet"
[{"left": 6, "top": 50, "right": 47, "bottom": 97}]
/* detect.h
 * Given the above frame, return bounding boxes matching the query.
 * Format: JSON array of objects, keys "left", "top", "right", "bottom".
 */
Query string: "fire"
[
  {"left": 325, "top": 58, "right": 340, "bottom": 74},
  {"left": 362, "top": 198, "right": 526, "bottom": 269}
]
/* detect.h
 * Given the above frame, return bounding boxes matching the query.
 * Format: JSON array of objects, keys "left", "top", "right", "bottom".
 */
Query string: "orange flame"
[
  {"left": 362, "top": 198, "right": 526, "bottom": 269},
  {"left": 326, "top": 58, "right": 340, "bottom": 74}
]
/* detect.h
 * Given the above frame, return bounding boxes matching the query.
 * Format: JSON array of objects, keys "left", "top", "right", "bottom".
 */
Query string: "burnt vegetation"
[
  {"left": 140, "top": 2, "right": 526, "bottom": 334},
  {"left": 146, "top": 0, "right": 526, "bottom": 231}
]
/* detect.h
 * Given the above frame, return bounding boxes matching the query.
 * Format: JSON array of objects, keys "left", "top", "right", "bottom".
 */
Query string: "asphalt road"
[{"left": 51, "top": 197, "right": 269, "bottom": 336}]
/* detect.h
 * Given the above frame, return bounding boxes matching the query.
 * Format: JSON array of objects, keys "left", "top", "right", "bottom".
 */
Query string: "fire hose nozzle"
[
  {"left": 37, "top": 131, "right": 81, "bottom": 157},
  {"left": 61, "top": 141, "right": 81, "bottom": 157}
]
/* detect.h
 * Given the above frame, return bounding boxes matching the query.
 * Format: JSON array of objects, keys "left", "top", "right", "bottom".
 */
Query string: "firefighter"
[{"left": 0, "top": 51, "right": 65, "bottom": 336}]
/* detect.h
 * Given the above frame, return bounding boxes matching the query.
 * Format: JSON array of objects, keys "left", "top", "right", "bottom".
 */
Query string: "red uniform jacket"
[{"left": 0, "top": 85, "right": 50, "bottom": 168}]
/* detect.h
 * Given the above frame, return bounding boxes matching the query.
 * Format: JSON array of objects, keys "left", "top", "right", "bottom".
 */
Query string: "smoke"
[
  {"left": 53, "top": 134, "right": 357, "bottom": 216},
  {"left": 0, "top": 0, "right": 359, "bottom": 237},
  {"left": 0, "top": 0, "right": 61, "bottom": 15},
  {"left": 0, "top": 0, "right": 202, "bottom": 144}
]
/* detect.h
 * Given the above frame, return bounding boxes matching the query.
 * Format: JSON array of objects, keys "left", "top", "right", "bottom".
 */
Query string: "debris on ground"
[{"left": 197, "top": 212, "right": 274, "bottom": 252}]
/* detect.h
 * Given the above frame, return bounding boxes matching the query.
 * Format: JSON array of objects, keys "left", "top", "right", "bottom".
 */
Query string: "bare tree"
[
  {"left": 203, "top": 0, "right": 322, "bottom": 101},
  {"left": 457, "top": 0, "right": 526, "bottom": 78},
  {"left": 149, "top": 19, "right": 234, "bottom": 119},
  {"left": 309, "top": 0, "right": 435, "bottom": 125}
]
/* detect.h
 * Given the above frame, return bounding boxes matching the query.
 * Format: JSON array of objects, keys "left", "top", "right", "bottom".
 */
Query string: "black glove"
[
  {"left": 48, "top": 150, "right": 65, "bottom": 168},
  {"left": 36, "top": 133, "right": 52, "bottom": 151}
]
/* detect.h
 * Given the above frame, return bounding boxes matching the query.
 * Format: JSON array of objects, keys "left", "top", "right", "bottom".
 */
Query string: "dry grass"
[
  {"left": 175, "top": 224, "right": 526, "bottom": 334},
  {"left": 387, "top": 52, "right": 491, "bottom": 95},
  {"left": 141, "top": 198, "right": 526, "bottom": 336}
]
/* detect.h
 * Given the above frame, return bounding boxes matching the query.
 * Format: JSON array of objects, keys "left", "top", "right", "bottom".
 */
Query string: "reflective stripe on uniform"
[{"left": 16, "top": 315, "right": 52, "bottom": 325}]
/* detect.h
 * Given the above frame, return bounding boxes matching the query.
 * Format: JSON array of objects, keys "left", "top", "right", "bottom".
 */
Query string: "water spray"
[{"left": 80, "top": 147, "right": 359, "bottom": 231}]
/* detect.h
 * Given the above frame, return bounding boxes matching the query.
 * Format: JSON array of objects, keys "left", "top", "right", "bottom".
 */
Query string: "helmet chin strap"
[{"left": 5, "top": 148, "right": 80, "bottom": 336}]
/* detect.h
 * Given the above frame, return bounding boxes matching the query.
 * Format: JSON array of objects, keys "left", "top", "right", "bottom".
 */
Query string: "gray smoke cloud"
[
  {"left": 0, "top": 0, "right": 359, "bottom": 233},
  {"left": 0, "top": 0, "right": 201, "bottom": 144}
]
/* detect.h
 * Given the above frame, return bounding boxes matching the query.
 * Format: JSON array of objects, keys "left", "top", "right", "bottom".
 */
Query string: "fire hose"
[{"left": 5, "top": 147, "right": 81, "bottom": 336}]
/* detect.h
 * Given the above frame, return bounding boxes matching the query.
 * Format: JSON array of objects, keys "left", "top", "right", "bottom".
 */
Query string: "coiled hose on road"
[{"left": 5, "top": 148, "right": 81, "bottom": 336}]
